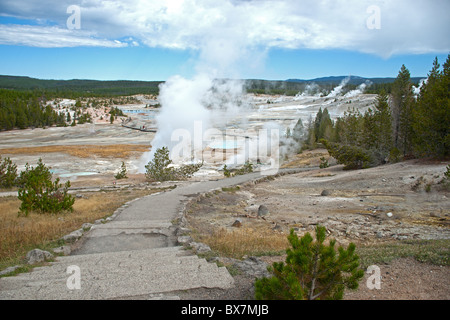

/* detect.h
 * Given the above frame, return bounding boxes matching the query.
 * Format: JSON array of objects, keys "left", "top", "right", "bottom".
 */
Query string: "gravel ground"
[{"left": 181, "top": 157, "right": 450, "bottom": 300}]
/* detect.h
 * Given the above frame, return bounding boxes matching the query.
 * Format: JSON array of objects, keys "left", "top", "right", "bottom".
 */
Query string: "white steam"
[
  {"left": 413, "top": 78, "right": 427, "bottom": 96},
  {"left": 138, "top": 75, "right": 251, "bottom": 171},
  {"left": 326, "top": 77, "right": 351, "bottom": 98},
  {"left": 344, "top": 80, "right": 372, "bottom": 98},
  {"left": 294, "top": 83, "right": 322, "bottom": 99}
]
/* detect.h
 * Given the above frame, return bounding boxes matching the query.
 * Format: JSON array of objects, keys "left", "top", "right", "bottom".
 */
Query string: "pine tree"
[
  {"left": 413, "top": 55, "right": 450, "bottom": 157},
  {"left": 318, "top": 108, "right": 333, "bottom": 141},
  {"left": 145, "top": 147, "right": 202, "bottom": 182},
  {"left": 374, "top": 90, "right": 393, "bottom": 158},
  {"left": 114, "top": 161, "right": 128, "bottom": 179},
  {"left": 17, "top": 159, "right": 75, "bottom": 215},
  {"left": 0, "top": 156, "right": 18, "bottom": 188},
  {"left": 255, "top": 225, "right": 364, "bottom": 300},
  {"left": 363, "top": 90, "right": 393, "bottom": 163},
  {"left": 314, "top": 107, "right": 323, "bottom": 141},
  {"left": 390, "top": 65, "right": 415, "bottom": 156},
  {"left": 292, "top": 118, "right": 305, "bottom": 143},
  {"left": 339, "top": 107, "right": 363, "bottom": 146}
]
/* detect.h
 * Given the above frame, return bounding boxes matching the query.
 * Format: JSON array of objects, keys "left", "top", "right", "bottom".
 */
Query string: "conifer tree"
[
  {"left": 114, "top": 161, "right": 128, "bottom": 179},
  {"left": 255, "top": 225, "right": 364, "bottom": 300},
  {"left": 313, "top": 107, "right": 323, "bottom": 141},
  {"left": 318, "top": 108, "right": 333, "bottom": 141},
  {"left": 292, "top": 118, "right": 305, "bottom": 143},
  {"left": 0, "top": 156, "right": 18, "bottom": 188},
  {"left": 362, "top": 90, "right": 393, "bottom": 163},
  {"left": 17, "top": 159, "right": 74, "bottom": 215},
  {"left": 413, "top": 55, "right": 450, "bottom": 157},
  {"left": 390, "top": 65, "right": 415, "bottom": 156}
]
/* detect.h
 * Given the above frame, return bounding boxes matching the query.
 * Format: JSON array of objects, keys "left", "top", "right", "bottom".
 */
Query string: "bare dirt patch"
[
  {"left": 185, "top": 158, "right": 450, "bottom": 299},
  {"left": 0, "top": 144, "right": 149, "bottom": 159}
]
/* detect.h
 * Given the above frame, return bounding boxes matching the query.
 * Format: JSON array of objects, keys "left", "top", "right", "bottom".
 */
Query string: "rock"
[
  {"left": 62, "top": 229, "right": 83, "bottom": 243},
  {"left": 232, "top": 219, "right": 242, "bottom": 227},
  {"left": 320, "top": 189, "right": 331, "bottom": 196},
  {"left": 376, "top": 231, "right": 384, "bottom": 238},
  {"left": 177, "top": 236, "right": 192, "bottom": 245},
  {"left": 430, "top": 212, "right": 441, "bottom": 218},
  {"left": 0, "top": 265, "right": 21, "bottom": 276},
  {"left": 53, "top": 246, "right": 71, "bottom": 255},
  {"left": 82, "top": 223, "right": 93, "bottom": 231},
  {"left": 26, "top": 249, "right": 53, "bottom": 264},
  {"left": 190, "top": 242, "right": 211, "bottom": 254},
  {"left": 272, "top": 223, "right": 282, "bottom": 231},
  {"left": 386, "top": 212, "right": 393, "bottom": 218},
  {"left": 175, "top": 227, "right": 191, "bottom": 236},
  {"left": 232, "top": 256, "right": 270, "bottom": 278},
  {"left": 258, "top": 205, "right": 270, "bottom": 218}
]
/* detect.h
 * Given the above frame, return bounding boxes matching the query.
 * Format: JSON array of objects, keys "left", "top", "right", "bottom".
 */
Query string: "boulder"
[
  {"left": 82, "top": 223, "right": 93, "bottom": 231},
  {"left": 232, "top": 219, "right": 242, "bottom": 227},
  {"left": 53, "top": 246, "right": 71, "bottom": 255},
  {"left": 62, "top": 229, "right": 83, "bottom": 243},
  {"left": 26, "top": 249, "right": 53, "bottom": 265},
  {"left": 177, "top": 236, "right": 192, "bottom": 245},
  {"left": 257, "top": 205, "right": 270, "bottom": 218},
  {"left": 190, "top": 242, "right": 211, "bottom": 254},
  {"left": 232, "top": 256, "right": 270, "bottom": 278},
  {"left": 0, "top": 265, "right": 21, "bottom": 276}
]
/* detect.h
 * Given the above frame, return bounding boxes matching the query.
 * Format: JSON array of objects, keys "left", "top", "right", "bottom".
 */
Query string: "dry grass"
[
  {"left": 281, "top": 149, "right": 329, "bottom": 168},
  {"left": 194, "top": 226, "right": 289, "bottom": 259},
  {"left": 0, "top": 188, "right": 159, "bottom": 269},
  {"left": 0, "top": 144, "right": 149, "bottom": 159}
]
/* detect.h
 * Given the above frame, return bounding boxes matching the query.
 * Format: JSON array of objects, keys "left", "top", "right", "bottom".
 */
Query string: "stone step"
[
  {"left": 2, "top": 247, "right": 204, "bottom": 280},
  {"left": 0, "top": 247, "right": 233, "bottom": 300}
]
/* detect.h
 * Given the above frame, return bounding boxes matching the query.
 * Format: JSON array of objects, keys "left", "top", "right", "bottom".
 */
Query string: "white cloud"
[
  {"left": 0, "top": 0, "right": 448, "bottom": 57},
  {"left": 0, "top": 24, "right": 128, "bottom": 47}
]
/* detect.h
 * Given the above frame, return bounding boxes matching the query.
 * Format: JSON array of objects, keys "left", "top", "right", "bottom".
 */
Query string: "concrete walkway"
[{"left": 0, "top": 169, "right": 307, "bottom": 300}]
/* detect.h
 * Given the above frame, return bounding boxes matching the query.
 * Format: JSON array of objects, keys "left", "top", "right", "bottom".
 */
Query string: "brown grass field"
[
  {"left": 0, "top": 144, "right": 149, "bottom": 159},
  {"left": 195, "top": 226, "right": 290, "bottom": 259},
  {"left": 0, "top": 188, "right": 160, "bottom": 270}
]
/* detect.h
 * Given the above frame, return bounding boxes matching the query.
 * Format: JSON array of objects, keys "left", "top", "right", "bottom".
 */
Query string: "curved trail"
[{"left": 0, "top": 168, "right": 309, "bottom": 300}]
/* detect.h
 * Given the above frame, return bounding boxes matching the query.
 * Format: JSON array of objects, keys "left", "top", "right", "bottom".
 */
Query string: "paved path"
[{"left": 0, "top": 168, "right": 308, "bottom": 300}]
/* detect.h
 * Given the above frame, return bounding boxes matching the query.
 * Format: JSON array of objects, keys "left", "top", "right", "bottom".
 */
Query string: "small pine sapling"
[{"left": 255, "top": 225, "right": 364, "bottom": 300}]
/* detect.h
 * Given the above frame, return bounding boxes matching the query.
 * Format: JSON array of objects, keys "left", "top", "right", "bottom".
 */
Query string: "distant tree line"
[
  {"left": 295, "top": 55, "right": 449, "bottom": 169},
  {"left": 0, "top": 89, "right": 136, "bottom": 131},
  {"left": 0, "top": 89, "right": 65, "bottom": 131},
  {"left": 0, "top": 76, "right": 162, "bottom": 98}
]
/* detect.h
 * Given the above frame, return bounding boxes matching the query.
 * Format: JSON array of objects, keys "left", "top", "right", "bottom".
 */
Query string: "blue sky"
[{"left": 0, "top": 0, "right": 449, "bottom": 81}]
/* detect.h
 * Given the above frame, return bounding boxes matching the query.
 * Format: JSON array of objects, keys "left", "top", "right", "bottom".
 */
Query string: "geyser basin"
[
  {"left": 58, "top": 172, "right": 99, "bottom": 178},
  {"left": 208, "top": 140, "right": 239, "bottom": 150}
]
